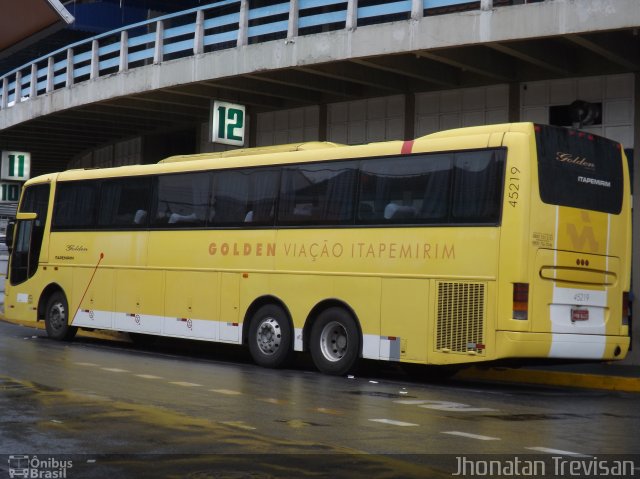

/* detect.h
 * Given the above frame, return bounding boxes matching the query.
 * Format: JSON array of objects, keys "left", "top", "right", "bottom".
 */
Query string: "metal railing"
[{"left": 0, "top": 0, "right": 511, "bottom": 111}]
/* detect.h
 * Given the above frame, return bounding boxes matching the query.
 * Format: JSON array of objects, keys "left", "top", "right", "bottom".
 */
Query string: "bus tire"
[
  {"left": 44, "top": 291, "right": 77, "bottom": 341},
  {"left": 248, "top": 304, "right": 293, "bottom": 368},
  {"left": 310, "top": 308, "right": 360, "bottom": 376}
]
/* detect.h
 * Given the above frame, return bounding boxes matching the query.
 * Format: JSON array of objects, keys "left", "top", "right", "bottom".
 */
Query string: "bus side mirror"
[
  {"left": 5, "top": 219, "right": 15, "bottom": 251},
  {"left": 5, "top": 213, "right": 37, "bottom": 252}
]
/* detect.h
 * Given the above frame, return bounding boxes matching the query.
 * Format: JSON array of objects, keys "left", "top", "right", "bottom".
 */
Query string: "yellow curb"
[{"left": 456, "top": 366, "right": 640, "bottom": 393}]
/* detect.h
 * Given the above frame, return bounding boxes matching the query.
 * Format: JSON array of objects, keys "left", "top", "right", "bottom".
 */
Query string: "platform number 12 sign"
[{"left": 212, "top": 101, "right": 246, "bottom": 146}]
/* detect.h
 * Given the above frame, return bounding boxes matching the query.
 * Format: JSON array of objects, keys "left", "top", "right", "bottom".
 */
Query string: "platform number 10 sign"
[{"left": 212, "top": 101, "right": 246, "bottom": 146}]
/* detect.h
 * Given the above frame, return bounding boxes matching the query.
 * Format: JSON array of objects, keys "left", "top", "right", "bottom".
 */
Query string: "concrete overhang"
[
  {"left": 0, "top": 0, "right": 74, "bottom": 58},
  {"left": 0, "top": 0, "right": 638, "bottom": 174}
]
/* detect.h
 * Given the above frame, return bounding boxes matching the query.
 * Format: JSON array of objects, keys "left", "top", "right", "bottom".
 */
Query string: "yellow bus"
[{"left": 4, "top": 122, "right": 631, "bottom": 375}]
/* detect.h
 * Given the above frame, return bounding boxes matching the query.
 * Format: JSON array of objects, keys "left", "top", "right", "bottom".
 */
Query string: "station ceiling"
[{"left": 0, "top": 0, "right": 73, "bottom": 55}]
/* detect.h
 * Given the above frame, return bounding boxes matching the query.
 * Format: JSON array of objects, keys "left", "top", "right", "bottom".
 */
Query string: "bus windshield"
[{"left": 535, "top": 124, "right": 623, "bottom": 215}]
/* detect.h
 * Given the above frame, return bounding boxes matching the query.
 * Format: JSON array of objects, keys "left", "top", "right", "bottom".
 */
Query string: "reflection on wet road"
[{"left": 1, "top": 320, "right": 639, "bottom": 477}]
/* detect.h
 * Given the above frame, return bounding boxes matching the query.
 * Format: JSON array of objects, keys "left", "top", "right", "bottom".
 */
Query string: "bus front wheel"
[
  {"left": 248, "top": 304, "right": 293, "bottom": 368},
  {"left": 44, "top": 291, "right": 77, "bottom": 341},
  {"left": 310, "top": 308, "right": 360, "bottom": 375}
]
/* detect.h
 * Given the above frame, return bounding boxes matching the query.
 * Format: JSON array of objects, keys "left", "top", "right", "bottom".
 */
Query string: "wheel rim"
[
  {"left": 319, "top": 321, "right": 348, "bottom": 362},
  {"left": 49, "top": 301, "right": 66, "bottom": 331},
  {"left": 256, "top": 317, "right": 281, "bottom": 356}
]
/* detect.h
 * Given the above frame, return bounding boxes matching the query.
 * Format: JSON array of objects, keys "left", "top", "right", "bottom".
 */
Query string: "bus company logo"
[
  {"left": 555, "top": 152, "right": 596, "bottom": 171},
  {"left": 8, "top": 455, "right": 73, "bottom": 478},
  {"left": 65, "top": 244, "right": 88, "bottom": 253}
]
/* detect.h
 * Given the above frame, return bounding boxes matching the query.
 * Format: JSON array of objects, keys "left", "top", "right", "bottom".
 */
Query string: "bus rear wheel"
[
  {"left": 310, "top": 308, "right": 360, "bottom": 376},
  {"left": 248, "top": 304, "right": 293, "bottom": 368},
  {"left": 44, "top": 291, "right": 77, "bottom": 341}
]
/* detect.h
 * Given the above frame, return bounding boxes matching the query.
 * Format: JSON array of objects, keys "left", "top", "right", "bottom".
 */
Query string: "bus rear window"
[{"left": 535, "top": 124, "right": 623, "bottom": 214}]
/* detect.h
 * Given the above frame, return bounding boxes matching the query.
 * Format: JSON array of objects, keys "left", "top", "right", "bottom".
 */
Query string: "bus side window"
[
  {"left": 52, "top": 182, "right": 97, "bottom": 229},
  {"left": 451, "top": 150, "right": 504, "bottom": 223},
  {"left": 153, "top": 172, "right": 211, "bottom": 228},
  {"left": 212, "top": 170, "right": 250, "bottom": 225},
  {"left": 98, "top": 178, "right": 152, "bottom": 228},
  {"left": 278, "top": 162, "right": 356, "bottom": 225},
  {"left": 359, "top": 153, "right": 453, "bottom": 224}
]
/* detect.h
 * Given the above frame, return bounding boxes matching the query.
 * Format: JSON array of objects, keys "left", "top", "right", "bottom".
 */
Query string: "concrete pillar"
[
  {"left": 238, "top": 0, "right": 249, "bottom": 47},
  {"left": 509, "top": 82, "right": 521, "bottom": 122},
  {"left": 411, "top": 0, "right": 423, "bottom": 20},
  {"left": 46, "top": 57, "right": 54, "bottom": 93},
  {"left": 15, "top": 71, "right": 22, "bottom": 104},
  {"left": 249, "top": 109, "right": 257, "bottom": 147},
  {"left": 90, "top": 40, "right": 99, "bottom": 80},
  {"left": 66, "top": 48, "right": 74, "bottom": 87},
  {"left": 119, "top": 31, "right": 129, "bottom": 73},
  {"left": 194, "top": 10, "right": 205, "bottom": 55},
  {"left": 30, "top": 64, "right": 37, "bottom": 99},
  {"left": 346, "top": 0, "right": 358, "bottom": 31},
  {"left": 1, "top": 77, "right": 8, "bottom": 109},
  {"left": 404, "top": 93, "right": 416, "bottom": 140},
  {"left": 319, "top": 104, "right": 328, "bottom": 141},
  {"left": 630, "top": 72, "right": 640, "bottom": 365},
  {"left": 287, "top": 0, "right": 299, "bottom": 39},
  {"left": 154, "top": 21, "right": 164, "bottom": 64},
  {"left": 481, "top": 0, "right": 494, "bottom": 11}
]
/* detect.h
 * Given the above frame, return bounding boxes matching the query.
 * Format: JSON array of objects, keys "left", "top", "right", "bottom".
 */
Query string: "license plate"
[{"left": 571, "top": 308, "right": 589, "bottom": 322}]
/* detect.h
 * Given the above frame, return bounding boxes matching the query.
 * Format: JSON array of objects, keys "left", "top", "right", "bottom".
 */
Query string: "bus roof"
[
  {"left": 24, "top": 123, "right": 539, "bottom": 186},
  {"left": 417, "top": 122, "right": 533, "bottom": 140},
  {"left": 159, "top": 141, "right": 345, "bottom": 164}
]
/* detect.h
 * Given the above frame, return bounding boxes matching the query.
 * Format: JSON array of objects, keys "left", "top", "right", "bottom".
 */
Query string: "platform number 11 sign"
[{"left": 212, "top": 101, "right": 246, "bottom": 146}]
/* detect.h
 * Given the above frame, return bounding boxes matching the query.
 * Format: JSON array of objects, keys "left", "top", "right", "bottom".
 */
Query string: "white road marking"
[
  {"left": 394, "top": 399, "right": 427, "bottom": 405},
  {"left": 370, "top": 419, "right": 419, "bottom": 427},
  {"left": 258, "top": 397, "right": 288, "bottom": 405},
  {"left": 210, "top": 389, "right": 242, "bottom": 395},
  {"left": 395, "top": 399, "right": 496, "bottom": 412},
  {"left": 221, "top": 421, "right": 256, "bottom": 430},
  {"left": 135, "top": 374, "right": 163, "bottom": 379},
  {"left": 526, "top": 447, "right": 589, "bottom": 457},
  {"left": 101, "top": 368, "right": 129, "bottom": 373},
  {"left": 420, "top": 400, "right": 496, "bottom": 412},
  {"left": 421, "top": 404, "right": 496, "bottom": 412},
  {"left": 442, "top": 431, "right": 500, "bottom": 441},
  {"left": 313, "top": 407, "right": 343, "bottom": 415},
  {"left": 169, "top": 381, "right": 202, "bottom": 387},
  {"left": 75, "top": 362, "right": 99, "bottom": 367}
]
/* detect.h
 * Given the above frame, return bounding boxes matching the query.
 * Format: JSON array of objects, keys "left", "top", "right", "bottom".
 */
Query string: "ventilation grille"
[{"left": 436, "top": 282, "right": 486, "bottom": 354}]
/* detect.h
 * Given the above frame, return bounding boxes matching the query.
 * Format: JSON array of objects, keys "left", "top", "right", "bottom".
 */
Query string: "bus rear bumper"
[{"left": 496, "top": 331, "right": 630, "bottom": 361}]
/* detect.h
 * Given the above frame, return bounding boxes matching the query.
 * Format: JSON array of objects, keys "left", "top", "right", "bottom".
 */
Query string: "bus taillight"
[
  {"left": 623, "top": 292, "right": 631, "bottom": 326},
  {"left": 513, "top": 283, "right": 529, "bottom": 320}
]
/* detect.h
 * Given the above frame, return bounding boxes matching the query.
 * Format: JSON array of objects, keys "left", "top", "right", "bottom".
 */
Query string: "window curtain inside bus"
[
  {"left": 155, "top": 173, "right": 210, "bottom": 226},
  {"left": 360, "top": 154, "right": 453, "bottom": 223},
  {"left": 279, "top": 162, "right": 356, "bottom": 224},
  {"left": 451, "top": 150, "right": 503, "bottom": 221},
  {"left": 53, "top": 183, "right": 96, "bottom": 228},
  {"left": 322, "top": 167, "right": 356, "bottom": 222},
  {"left": 192, "top": 175, "right": 210, "bottom": 223},
  {"left": 419, "top": 154, "right": 452, "bottom": 221},
  {"left": 249, "top": 169, "right": 279, "bottom": 224},
  {"left": 98, "top": 179, "right": 151, "bottom": 227},
  {"left": 213, "top": 171, "right": 250, "bottom": 224}
]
